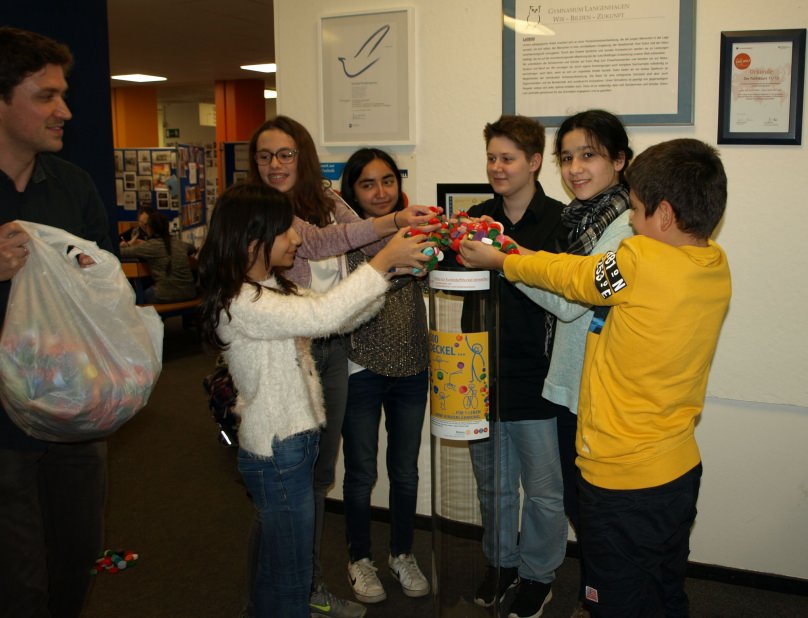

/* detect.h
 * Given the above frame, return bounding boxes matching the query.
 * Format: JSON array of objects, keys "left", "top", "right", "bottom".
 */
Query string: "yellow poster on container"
[{"left": 429, "top": 330, "right": 489, "bottom": 441}]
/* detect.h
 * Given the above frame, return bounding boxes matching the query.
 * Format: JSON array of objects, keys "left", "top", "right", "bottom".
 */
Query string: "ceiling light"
[
  {"left": 502, "top": 15, "right": 555, "bottom": 36},
  {"left": 241, "top": 63, "right": 277, "bottom": 73},
  {"left": 111, "top": 74, "right": 167, "bottom": 83},
  {"left": 264, "top": 90, "right": 277, "bottom": 99}
]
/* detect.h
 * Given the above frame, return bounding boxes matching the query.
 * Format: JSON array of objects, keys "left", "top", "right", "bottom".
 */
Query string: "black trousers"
[
  {"left": 578, "top": 463, "right": 702, "bottom": 618},
  {"left": 0, "top": 441, "right": 107, "bottom": 618}
]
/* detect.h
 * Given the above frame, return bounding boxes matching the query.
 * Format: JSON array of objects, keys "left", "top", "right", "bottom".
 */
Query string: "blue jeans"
[
  {"left": 238, "top": 431, "right": 319, "bottom": 618},
  {"left": 342, "top": 368, "right": 428, "bottom": 560},
  {"left": 469, "top": 419, "right": 567, "bottom": 583}
]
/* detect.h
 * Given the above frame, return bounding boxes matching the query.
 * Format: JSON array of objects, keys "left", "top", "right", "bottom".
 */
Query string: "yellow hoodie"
[{"left": 503, "top": 235, "right": 731, "bottom": 490}]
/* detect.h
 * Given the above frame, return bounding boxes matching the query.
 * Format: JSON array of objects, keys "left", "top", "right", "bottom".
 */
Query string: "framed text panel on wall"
[
  {"left": 319, "top": 8, "right": 415, "bottom": 145},
  {"left": 502, "top": 0, "right": 696, "bottom": 126}
]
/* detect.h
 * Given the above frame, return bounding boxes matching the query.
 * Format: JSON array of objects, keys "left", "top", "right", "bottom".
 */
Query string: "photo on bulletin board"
[
  {"left": 717, "top": 29, "right": 806, "bottom": 145},
  {"left": 115, "top": 178, "right": 124, "bottom": 206},
  {"left": 152, "top": 163, "right": 171, "bottom": 189},
  {"left": 319, "top": 8, "right": 415, "bottom": 145},
  {"left": 501, "top": 0, "right": 696, "bottom": 126},
  {"left": 137, "top": 150, "right": 151, "bottom": 163},
  {"left": 155, "top": 190, "right": 170, "bottom": 210},
  {"left": 137, "top": 176, "right": 152, "bottom": 192},
  {"left": 124, "top": 151, "right": 137, "bottom": 170},
  {"left": 114, "top": 151, "right": 123, "bottom": 174},
  {"left": 137, "top": 161, "right": 151, "bottom": 176},
  {"left": 123, "top": 171, "right": 136, "bottom": 191},
  {"left": 436, "top": 183, "right": 495, "bottom": 219}
]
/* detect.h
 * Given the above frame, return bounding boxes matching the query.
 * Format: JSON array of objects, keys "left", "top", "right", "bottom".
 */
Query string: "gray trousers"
[{"left": 310, "top": 335, "right": 349, "bottom": 586}]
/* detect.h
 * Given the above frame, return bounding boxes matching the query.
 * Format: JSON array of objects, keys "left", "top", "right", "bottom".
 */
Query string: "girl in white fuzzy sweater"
[{"left": 197, "top": 182, "right": 431, "bottom": 618}]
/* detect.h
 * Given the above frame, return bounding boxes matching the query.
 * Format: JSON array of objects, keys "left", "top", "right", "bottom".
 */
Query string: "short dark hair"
[
  {"left": 553, "top": 109, "right": 634, "bottom": 185},
  {"left": 484, "top": 115, "right": 546, "bottom": 176},
  {"left": 0, "top": 27, "right": 73, "bottom": 102},
  {"left": 340, "top": 148, "right": 404, "bottom": 218},
  {"left": 197, "top": 183, "right": 297, "bottom": 350},
  {"left": 625, "top": 139, "right": 727, "bottom": 239},
  {"left": 247, "top": 115, "right": 334, "bottom": 227}
]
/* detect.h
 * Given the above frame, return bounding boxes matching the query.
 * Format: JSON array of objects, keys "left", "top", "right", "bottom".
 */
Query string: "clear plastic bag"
[{"left": 0, "top": 221, "right": 164, "bottom": 441}]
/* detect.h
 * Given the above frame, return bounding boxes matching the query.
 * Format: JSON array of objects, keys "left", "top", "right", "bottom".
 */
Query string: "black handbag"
[{"left": 202, "top": 361, "right": 239, "bottom": 447}]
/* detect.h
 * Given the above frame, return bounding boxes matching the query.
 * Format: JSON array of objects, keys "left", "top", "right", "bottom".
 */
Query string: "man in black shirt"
[{"left": 0, "top": 26, "right": 112, "bottom": 618}]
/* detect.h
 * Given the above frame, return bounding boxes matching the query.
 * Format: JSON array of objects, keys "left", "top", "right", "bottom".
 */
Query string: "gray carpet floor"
[{"left": 81, "top": 318, "right": 808, "bottom": 617}]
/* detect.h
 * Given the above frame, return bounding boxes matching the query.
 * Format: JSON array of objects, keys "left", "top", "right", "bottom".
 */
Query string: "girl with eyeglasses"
[{"left": 240, "top": 116, "right": 436, "bottom": 618}]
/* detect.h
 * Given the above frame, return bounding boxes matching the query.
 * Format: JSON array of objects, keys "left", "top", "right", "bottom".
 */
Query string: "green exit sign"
[{"left": 165, "top": 128, "right": 180, "bottom": 138}]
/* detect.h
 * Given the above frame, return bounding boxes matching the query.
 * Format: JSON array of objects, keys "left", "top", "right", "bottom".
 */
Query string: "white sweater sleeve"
[{"left": 223, "top": 263, "right": 388, "bottom": 341}]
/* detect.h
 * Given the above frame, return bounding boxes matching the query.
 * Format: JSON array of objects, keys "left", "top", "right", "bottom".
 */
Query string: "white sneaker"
[
  {"left": 388, "top": 553, "right": 430, "bottom": 598},
  {"left": 348, "top": 558, "right": 387, "bottom": 603}
]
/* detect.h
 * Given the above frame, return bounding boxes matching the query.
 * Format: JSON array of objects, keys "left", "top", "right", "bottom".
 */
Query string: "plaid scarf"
[{"left": 562, "top": 184, "right": 630, "bottom": 255}]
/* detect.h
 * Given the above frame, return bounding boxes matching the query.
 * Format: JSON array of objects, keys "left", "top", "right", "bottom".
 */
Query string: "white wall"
[
  {"left": 155, "top": 99, "right": 277, "bottom": 148},
  {"left": 275, "top": 0, "right": 808, "bottom": 579},
  {"left": 158, "top": 102, "right": 217, "bottom": 147}
]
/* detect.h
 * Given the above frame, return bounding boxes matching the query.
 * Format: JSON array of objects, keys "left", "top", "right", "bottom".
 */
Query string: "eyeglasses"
[{"left": 254, "top": 148, "right": 298, "bottom": 165}]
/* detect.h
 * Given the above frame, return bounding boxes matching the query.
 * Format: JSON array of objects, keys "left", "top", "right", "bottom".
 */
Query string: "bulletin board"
[{"left": 114, "top": 145, "right": 207, "bottom": 231}]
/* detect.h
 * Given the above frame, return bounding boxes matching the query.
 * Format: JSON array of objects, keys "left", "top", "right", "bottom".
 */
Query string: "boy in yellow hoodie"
[{"left": 459, "top": 138, "right": 731, "bottom": 617}]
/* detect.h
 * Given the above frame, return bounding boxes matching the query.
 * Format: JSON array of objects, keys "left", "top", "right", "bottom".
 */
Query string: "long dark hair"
[
  {"left": 553, "top": 109, "right": 634, "bottom": 185},
  {"left": 197, "top": 183, "right": 297, "bottom": 350},
  {"left": 247, "top": 115, "right": 334, "bottom": 227},
  {"left": 339, "top": 148, "right": 404, "bottom": 219},
  {"left": 145, "top": 209, "right": 172, "bottom": 274}
]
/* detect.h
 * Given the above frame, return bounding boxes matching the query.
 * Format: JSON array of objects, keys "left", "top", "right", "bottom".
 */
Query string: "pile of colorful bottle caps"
[
  {"left": 408, "top": 208, "right": 519, "bottom": 272},
  {"left": 90, "top": 549, "right": 139, "bottom": 575}
]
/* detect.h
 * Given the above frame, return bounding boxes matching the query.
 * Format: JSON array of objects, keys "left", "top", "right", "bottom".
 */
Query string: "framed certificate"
[
  {"left": 319, "top": 8, "right": 415, "bottom": 145},
  {"left": 718, "top": 29, "right": 806, "bottom": 145},
  {"left": 436, "top": 183, "right": 494, "bottom": 219}
]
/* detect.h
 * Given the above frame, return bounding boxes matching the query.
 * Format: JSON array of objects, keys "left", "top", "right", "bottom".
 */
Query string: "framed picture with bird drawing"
[{"left": 319, "top": 8, "right": 415, "bottom": 145}]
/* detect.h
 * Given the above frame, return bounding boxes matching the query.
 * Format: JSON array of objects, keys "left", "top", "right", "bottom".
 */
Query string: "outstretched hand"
[
  {"left": 370, "top": 228, "right": 434, "bottom": 276},
  {"left": 399, "top": 204, "right": 443, "bottom": 233},
  {"left": 458, "top": 238, "right": 507, "bottom": 271}
]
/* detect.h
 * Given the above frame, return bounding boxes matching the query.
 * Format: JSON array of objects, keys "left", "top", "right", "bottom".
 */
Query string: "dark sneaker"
[
  {"left": 507, "top": 578, "right": 552, "bottom": 618},
  {"left": 310, "top": 582, "right": 368, "bottom": 617},
  {"left": 473, "top": 565, "right": 519, "bottom": 607}
]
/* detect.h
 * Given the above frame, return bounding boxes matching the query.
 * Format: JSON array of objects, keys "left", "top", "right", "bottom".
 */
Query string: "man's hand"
[
  {"left": 0, "top": 222, "right": 31, "bottom": 281},
  {"left": 76, "top": 254, "right": 96, "bottom": 268}
]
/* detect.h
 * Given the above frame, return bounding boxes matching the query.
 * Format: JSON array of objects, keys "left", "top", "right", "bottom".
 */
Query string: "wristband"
[{"left": 393, "top": 211, "right": 401, "bottom": 230}]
